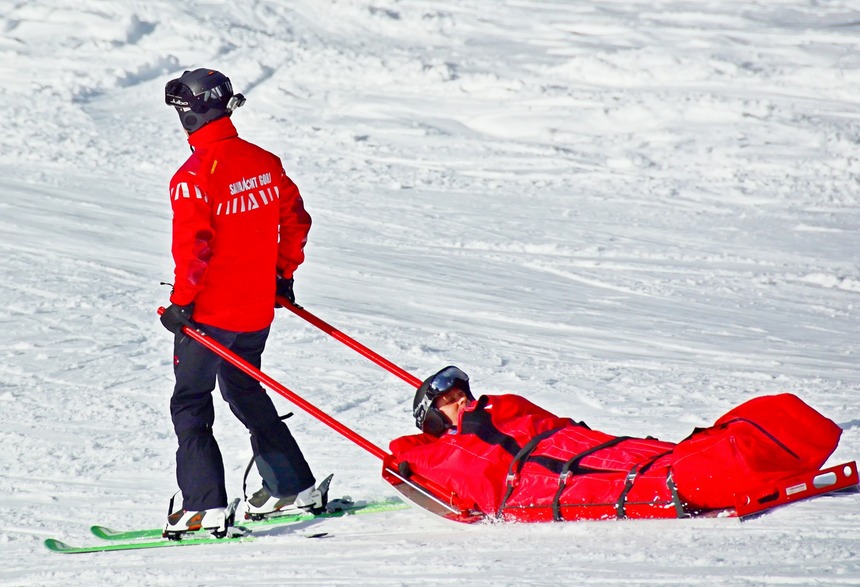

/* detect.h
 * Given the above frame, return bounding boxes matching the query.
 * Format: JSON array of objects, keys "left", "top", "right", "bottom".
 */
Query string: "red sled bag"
[{"left": 671, "top": 393, "right": 842, "bottom": 511}]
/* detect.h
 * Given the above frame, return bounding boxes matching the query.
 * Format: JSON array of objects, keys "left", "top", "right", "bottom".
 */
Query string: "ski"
[
  {"left": 44, "top": 534, "right": 253, "bottom": 554},
  {"left": 46, "top": 499, "right": 405, "bottom": 554},
  {"left": 44, "top": 528, "right": 338, "bottom": 554},
  {"left": 89, "top": 498, "right": 409, "bottom": 541}
]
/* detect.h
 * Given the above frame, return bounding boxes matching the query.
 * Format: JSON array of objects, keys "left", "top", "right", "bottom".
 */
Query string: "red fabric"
[
  {"left": 671, "top": 393, "right": 842, "bottom": 510},
  {"left": 168, "top": 117, "right": 311, "bottom": 331},
  {"left": 389, "top": 393, "right": 841, "bottom": 520},
  {"left": 390, "top": 395, "right": 538, "bottom": 513}
]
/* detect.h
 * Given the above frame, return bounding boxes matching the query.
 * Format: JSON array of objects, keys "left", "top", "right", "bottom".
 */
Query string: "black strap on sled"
[
  {"left": 612, "top": 450, "right": 674, "bottom": 519},
  {"left": 496, "top": 425, "right": 569, "bottom": 518},
  {"left": 614, "top": 463, "right": 641, "bottom": 519},
  {"left": 550, "top": 436, "right": 632, "bottom": 521},
  {"left": 665, "top": 471, "right": 689, "bottom": 518},
  {"left": 682, "top": 417, "right": 799, "bottom": 460},
  {"left": 462, "top": 398, "right": 591, "bottom": 477},
  {"left": 723, "top": 417, "right": 801, "bottom": 459}
]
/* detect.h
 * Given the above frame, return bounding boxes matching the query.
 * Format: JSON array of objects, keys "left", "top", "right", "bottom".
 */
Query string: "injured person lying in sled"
[{"left": 387, "top": 366, "right": 852, "bottom": 522}]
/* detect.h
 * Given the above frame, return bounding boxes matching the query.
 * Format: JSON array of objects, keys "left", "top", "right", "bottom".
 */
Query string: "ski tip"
[
  {"left": 89, "top": 525, "right": 118, "bottom": 539},
  {"left": 44, "top": 538, "right": 73, "bottom": 552}
]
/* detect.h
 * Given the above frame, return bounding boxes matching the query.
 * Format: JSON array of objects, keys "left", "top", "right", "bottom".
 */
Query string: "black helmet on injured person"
[{"left": 413, "top": 366, "right": 474, "bottom": 436}]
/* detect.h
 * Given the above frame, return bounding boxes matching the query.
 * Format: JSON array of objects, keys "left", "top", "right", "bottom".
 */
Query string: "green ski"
[
  {"left": 44, "top": 534, "right": 252, "bottom": 554},
  {"left": 90, "top": 498, "right": 408, "bottom": 541}
]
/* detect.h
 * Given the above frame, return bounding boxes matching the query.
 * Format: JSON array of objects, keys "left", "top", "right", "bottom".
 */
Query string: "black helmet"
[
  {"left": 413, "top": 366, "right": 474, "bottom": 436},
  {"left": 164, "top": 68, "right": 246, "bottom": 134}
]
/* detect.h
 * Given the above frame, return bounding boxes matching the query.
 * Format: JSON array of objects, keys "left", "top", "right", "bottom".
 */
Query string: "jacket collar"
[{"left": 187, "top": 116, "right": 238, "bottom": 149}]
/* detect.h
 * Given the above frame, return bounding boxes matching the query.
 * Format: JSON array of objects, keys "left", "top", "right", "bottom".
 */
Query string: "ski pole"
[
  {"left": 277, "top": 297, "right": 422, "bottom": 388},
  {"left": 158, "top": 306, "right": 389, "bottom": 461}
]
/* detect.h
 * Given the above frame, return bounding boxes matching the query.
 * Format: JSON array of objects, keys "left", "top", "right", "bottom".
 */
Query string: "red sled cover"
[
  {"left": 389, "top": 393, "right": 846, "bottom": 521},
  {"left": 671, "top": 394, "right": 843, "bottom": 511}
]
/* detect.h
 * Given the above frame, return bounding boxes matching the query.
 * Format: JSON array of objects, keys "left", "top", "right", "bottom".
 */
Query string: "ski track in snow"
[{"left": 1, "top": 1, "right": 859, "bottom": 585}]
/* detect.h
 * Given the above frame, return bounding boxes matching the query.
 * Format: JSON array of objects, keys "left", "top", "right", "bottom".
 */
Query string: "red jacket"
[
  {"left": 389, "top": 393, "right": 841, "bottom": 521},
  {"left": 168, "top": 117, "right": 311, "bottom": 331}
]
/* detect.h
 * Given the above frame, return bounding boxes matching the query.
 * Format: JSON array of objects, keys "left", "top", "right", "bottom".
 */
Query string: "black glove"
[
  {"left": 160, "top": 303, "right": 194, "bottom": 334},
  {"left": 275, "top": 275, "right": 295, "bottom": 307},
  {"left": 397, "top": 461, "right": 413, "bottom": 479}
]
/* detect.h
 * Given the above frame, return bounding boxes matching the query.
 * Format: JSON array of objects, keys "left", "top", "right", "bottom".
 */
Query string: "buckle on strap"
[
  {"left": 666, "top": 471, "right": 689, "bottom": 519},
  {"left": 614, "top": 464, "right": 640, "bottom": 519},
  {"left": 558, "top": 471, "right": 571, "bottom": 487}
]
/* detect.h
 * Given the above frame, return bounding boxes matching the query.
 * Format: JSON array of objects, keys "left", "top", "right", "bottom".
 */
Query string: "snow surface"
[{"left": 1, "top": 0, "right": 859, "bottom": 585}]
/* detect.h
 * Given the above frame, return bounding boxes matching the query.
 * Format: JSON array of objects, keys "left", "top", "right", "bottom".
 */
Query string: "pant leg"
[
  {"left": 217, "top": 327, "right": 316, "bottom": 497},
  {"left": 170, "top": 327, "right": 238, "bottom": 511}
]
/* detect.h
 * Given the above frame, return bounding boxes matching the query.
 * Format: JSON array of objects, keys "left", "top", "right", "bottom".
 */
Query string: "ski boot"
[
  {"left": 244, "top": 474, "right": 333, "bottom": 521},
  {"left": 163, "top": 497, "right": 240, "bottom": 540}
]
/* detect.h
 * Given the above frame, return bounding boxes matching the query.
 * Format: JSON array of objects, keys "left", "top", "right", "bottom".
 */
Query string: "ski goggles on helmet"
[
  {"left": 427, "top": 366, "right": 470, "bottom": 397},
  {"left": 164, "top": 78, "right": 242, "bottom": 113}
]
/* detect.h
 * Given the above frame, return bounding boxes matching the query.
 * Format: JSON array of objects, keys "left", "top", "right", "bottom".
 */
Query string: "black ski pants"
[{"left": 170, "top": 323, "right": 315, "bottom": 511}]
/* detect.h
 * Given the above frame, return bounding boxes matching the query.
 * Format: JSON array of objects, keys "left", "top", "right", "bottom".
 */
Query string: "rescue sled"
[{"left": 159, "top": 304, "right": 859, "bottom": 525}]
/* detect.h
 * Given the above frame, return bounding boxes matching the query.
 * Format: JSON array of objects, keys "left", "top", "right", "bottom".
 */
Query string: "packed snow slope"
[{"left": 1, "top": 1, "right": 859, "bottom": 585}]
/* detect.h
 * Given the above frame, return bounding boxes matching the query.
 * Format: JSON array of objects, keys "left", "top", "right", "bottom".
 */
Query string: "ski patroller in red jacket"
[
  {"left": 389, "top": 393, "right": 842, "bottom": 521},
  {"left": 168, "top": 117, "right": 311, "bottom": 332}
]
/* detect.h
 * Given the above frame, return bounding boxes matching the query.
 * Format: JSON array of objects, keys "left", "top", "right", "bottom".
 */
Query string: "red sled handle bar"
[
  {"left": 157, "top": 307, "right": 474, "bottom": 521},
  {"left": 277, "top": 297, "right": 423, "bottom": 388},
  {"left": 159, "top": 306, "right": 389, "bottom": 461}
]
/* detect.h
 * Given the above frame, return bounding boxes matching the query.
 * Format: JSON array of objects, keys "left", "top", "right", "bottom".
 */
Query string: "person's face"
[{"left": 433, "top": 388, "right": 468, "bottom": 427}]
